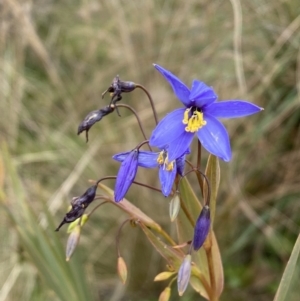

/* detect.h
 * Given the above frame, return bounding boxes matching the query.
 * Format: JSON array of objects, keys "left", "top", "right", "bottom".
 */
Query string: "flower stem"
[
  {"left": 116, "top": 104, "right": 151, "bottom": 150},
  {"left": 135, "top": 84, "right": 158, "bottom": 125},
  {"left": 179, "top": 194, "right": 195, "bottom": 228},
  {"left": 204, "top": 231, "right": 218, "bottom": 301},
  {"left": 116, "top": 219, "right": 131, "bottom": 257},
  {"left": 196, "top": 140, "right": 204, "bottom": 195},
  {"left": 193, "top": 269, "right": 214, "bottom": 301}
]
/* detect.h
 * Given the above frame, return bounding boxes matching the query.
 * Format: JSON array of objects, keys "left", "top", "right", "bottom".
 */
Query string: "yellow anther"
[
  {"left": 166, "top": 161, "right": 174, "bottom": 171},
  {"left": 157, "top": 151, "right": 166, "bottom": 165},
  {"left": 157, "top": 151, "right": 174, "bottom": 171},
  {"left": 182, "top": 108, "right": 191, "bottom": 125},
  {"left": 183, "top": 109, "right": 206, "bottom": 133}
]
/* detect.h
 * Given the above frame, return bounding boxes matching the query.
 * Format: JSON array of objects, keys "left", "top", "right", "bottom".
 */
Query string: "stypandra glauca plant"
[{"left": 55, "top": 64, "right": 263, "bottom": 300}]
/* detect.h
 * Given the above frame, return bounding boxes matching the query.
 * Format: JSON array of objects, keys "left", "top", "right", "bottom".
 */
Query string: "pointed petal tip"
[{"left": 222, "top": 155, "right": 231, "bottom": 162}]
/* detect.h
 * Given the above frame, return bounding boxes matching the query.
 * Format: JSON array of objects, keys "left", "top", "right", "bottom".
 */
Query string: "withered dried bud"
[
  {"left": 55, "top": 185, "right": 97, "bottom": 231},
  {"left": 78, "top": 105, "right": 115, "bottom": 142},
  {"left": 154, "top": 271, "right": 175, "bottom": 282},
  {"left": 67, "top": 214, "right": 89, "bottom": 233},
  {"left": 71, "top": 185, "right": 97, "bottom": 208},
  {"left": 102, "top": 75, "right": 136, "bottom": 104},
  {"left": 158, "top": 287, "right": 171, "bottom": 301},
  {"left": 55, "top": 205, "right": 85, "bottom": 231},
  {"left": 117, "top": 256, "right": 128, "bottom": 284}
]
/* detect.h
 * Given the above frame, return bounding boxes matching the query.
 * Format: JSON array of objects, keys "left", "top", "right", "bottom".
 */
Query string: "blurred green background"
[{"left": 1, "top": 0, "right": 300, "bottom": 300}]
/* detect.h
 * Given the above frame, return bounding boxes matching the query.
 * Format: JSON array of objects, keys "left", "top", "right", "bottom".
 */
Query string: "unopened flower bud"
[
  {"left": 158, "top": 287, "right": 171, "bottom": 301},
  {"left": 117, "top": 256, "right": 128, "bottom": 284},
  {"left": 67, "top": 214, "right": 89, "bottom": 233},
  {"left": 193, "top": 205, "right": 210, "bottom": 251},
  {"left": 169, "top": 193, "right": 180, "bottom": 222},
  {"left": 177, "top": 254, "right": 191, "bottom": 296},
  {"left": 66, "top": 225, "right": 81, "bottom": 261},
  {"left": 154, "top": 271, "right": 175, "bottom": 282}
]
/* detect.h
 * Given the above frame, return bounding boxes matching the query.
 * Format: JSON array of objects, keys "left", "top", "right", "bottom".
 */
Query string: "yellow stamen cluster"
[
  {"left": 182, "top": 108, "right": 207, "bottom": 133},
  {"left": 157, "top": 151, "right": 174, "bottom": 171}
]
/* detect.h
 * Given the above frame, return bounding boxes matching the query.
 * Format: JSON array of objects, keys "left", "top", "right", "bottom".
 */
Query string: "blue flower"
[
  {"left": 114, "top": 149, "right": 139, "bottom": 202},
  {"left": 113, "top": 149, "right": 187, "bottom": 197},
  {"left": 149, "top": 64, "right": 263, "bottom": 162}
]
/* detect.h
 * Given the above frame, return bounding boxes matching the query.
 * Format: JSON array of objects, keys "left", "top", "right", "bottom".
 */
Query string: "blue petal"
[
  {"left": 114, "top": 150, "right": 139, "bottom": 202},
  {"left": 197, "top": 114, "right": 232, "bottom": 162},
  {"left": 137, "top": 151, "right": 159, "bottom": 168},
  {"left": 166, "top": 132, "right": 194, "bottom": 162},
  {"left": 113, "top": 151, "right": 159, "bottom": 168},
  {"left": 159, "top": 164, "right": 177, "bottom": 197},
  {"left": 112, "top": 151, "right": 131, "bottom": 162},
  {"left": 189, "top": 80, "right": 217, "bottom": 108},
  {"left": 149, "top": 108, "right": 186, "bottom": 149},
  {"left": 154, "top": 64, "right": 191, "bottom": 107},
  {"left": 204, "top": 100, "right": 263, "bottom": 118}
]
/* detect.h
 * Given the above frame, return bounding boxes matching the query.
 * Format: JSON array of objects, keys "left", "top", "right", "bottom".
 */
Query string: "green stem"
[
  {"left": 193, "top": 269, "right": 215, "bottom": 301},
  {"left": 179, "top": 194, "right": 195, "bottom": 228},
  {"left": 196, "top": 140, "right": 204, "bottom": 196},
  {"left": 205, "top": 232, "right": 218, "bottom": 301}
]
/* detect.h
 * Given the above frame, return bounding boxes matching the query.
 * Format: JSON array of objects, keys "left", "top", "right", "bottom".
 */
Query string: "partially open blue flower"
[
  {"left": 114, "top": 149, "right": 139, "bottom": 202},
  {"left": 113, "top": 149, "right": 187, "bottom": 197},
  {"left": 150, "top": 64, "right": 263, "bottom": 162}
]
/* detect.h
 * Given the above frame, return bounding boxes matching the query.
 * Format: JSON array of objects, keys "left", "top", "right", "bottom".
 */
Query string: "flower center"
[
  {"left": 182, "top": 107, "right": 206, "bottom": 133},
  {"left": 157, "top": 150, "right": 174, "bottom": 171}
]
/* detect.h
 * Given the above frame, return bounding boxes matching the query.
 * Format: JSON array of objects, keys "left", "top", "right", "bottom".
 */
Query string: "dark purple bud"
[
  {"left": 55, "top": 185, "right": 97, "bottom": 231},
  {"left": 119, "top": 81, "right": 136, "bottom": 93},
  {"left": 193, "top": 205, "right": 210, "bottom": 251},
  {"left": 102, "top": 75, "right": 136, "bottom": 105},
  {"left": 55, "top": 205, "right": 85, "bottom": 231},
  {"left": 72, "top": 185, "right": 97, "bottom": 208},
  {"left": 114, "top": 149, "right": 139, "bottom": 202},
  {"left": 78, "top": 106, "right": 114, "bottom": 141}
]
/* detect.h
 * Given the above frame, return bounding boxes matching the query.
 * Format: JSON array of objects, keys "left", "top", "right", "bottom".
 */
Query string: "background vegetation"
[{"left": 1, "top": 0, "right": 300, "bottom": 300}]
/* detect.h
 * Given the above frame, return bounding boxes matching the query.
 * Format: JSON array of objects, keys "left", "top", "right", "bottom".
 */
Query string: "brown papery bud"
[
  {"left": 158, "top": 287, "right": 171, "bottom": 301},
  {"left": 154, "top": 271, "right": 175, "bottom": 282},
  {"left": 117, "top": 256, "right": 128, "bottom": 284}
]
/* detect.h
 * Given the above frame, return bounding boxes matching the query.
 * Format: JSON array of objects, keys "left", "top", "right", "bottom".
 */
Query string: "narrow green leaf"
[
  {"left": 139, "top": 222, "right": 183, "bottom": 270},
  {"left": 204, "top": 154, "right": 220, "bottom": 226},
  {"left": 274, "top": 234, "right": 300, "bottom": 301},
  {"left": 211, "top": 231, "right": 224, "bottom": 297},
  {"left": 1, "top": 145, "right": 93, "bottom": 301}
]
